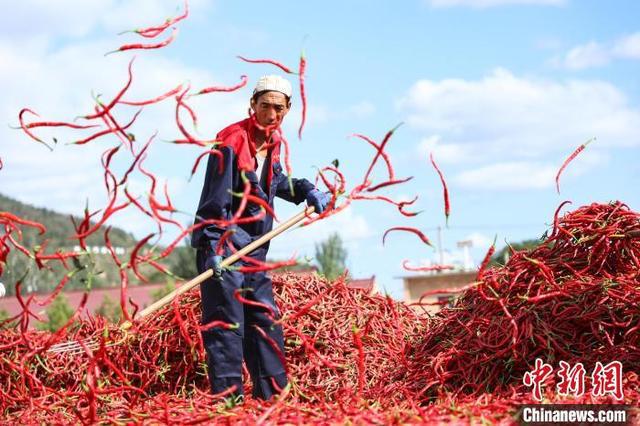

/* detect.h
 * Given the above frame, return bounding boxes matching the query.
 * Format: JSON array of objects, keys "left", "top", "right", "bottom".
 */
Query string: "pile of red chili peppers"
[
  {"left": 1, "top": 202, "right": 638, "bottom": 423},
  {"left": 392, "top": 201, "right": 640, "bottom": 408}
]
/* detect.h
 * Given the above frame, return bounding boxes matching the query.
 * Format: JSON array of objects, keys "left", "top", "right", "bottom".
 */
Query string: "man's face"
[{"left": 251, "top": 91, "right": 290, "bottom": 128}]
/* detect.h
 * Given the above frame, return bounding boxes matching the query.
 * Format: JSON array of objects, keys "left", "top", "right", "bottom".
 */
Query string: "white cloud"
[
  {"left": 554, "top": 32, "right": 640, "bottom": 69},
  {"left": 2, "top": 0, "right": 214, "bottom": 40},
  {"left": 398, "top": 68, "right": 640, "bottom": 163},
  {"left": 416, "top": 135, "right": 473, "bottom": 164},
  {"left": 448, "top": 142, "right": 604, "bottom": 191},
  {"left": 425, "top": 0, "right": 566, "bottom": 8},
  {"left": 612, "top": 32, "right": 640, "bottom": 59},
  {"left": 454, "top": 161, "right": 556, "bottom": 190},
  {"left": 560, "top": 41, "right": 610, "bottom": 70},
  {"left": 399, "top": 69, "right": 637, "bottom": 192}
]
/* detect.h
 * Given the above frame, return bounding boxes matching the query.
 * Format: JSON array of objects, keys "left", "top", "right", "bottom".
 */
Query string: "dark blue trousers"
[{"left": 196, "top": 248, "right": 287, "bottom": 400}]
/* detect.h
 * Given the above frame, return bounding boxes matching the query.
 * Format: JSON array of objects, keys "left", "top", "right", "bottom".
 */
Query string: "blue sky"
[{"left": 1, "top": 0, "right": 639, "bottom": 298}]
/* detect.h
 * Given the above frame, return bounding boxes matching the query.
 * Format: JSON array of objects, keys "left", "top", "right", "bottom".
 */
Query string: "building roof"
[
  {"left": 0, "top": 270, "right": 378, "bottom": 327},
  {"left": 346, "top": 275, "right": 376, "bottom": 292},
  {"left": 0, "top": 282, "right": 167, "bottom": 323}
]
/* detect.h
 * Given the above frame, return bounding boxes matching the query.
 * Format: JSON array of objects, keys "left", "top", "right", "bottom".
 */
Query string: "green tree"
[
  {"left": 95, "top": 294, "right": 121, "bottom": 323},
  {"left": 490, "top": 239, "right": 541, "bottom": 266},
  {"left": 168, "top": 246, "right": 198, "bottom": 280},
  {"left": 151, "top": 279, "right": 176, "bottom": 302},
  {"left": 37, "top": 294, "right": 74, "bottom": 332},
  {"left": 314, "top": 233, "right": 348, "bottom": 281}
]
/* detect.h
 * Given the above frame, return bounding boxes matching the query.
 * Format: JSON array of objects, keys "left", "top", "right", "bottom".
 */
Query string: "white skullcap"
[{"left": 253, "top": 75, "right": 292, "bottom": 98}]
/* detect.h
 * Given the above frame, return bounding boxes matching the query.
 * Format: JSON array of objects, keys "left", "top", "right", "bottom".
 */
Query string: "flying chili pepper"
[
  {"left": 119, "top": 83, "right": 183, "bottom": 106},
  {"left": 430, "top": 152, "right": 450, "bottom": 226},
  {"left": 383, "top": 227, "right": 433, "bottom": 247},
  {"left": 237, "top": 55, "right": 295, "bottom": 74},
  {"left": 402, "top": 261, "right": 454, "bottom": 272},
  {"left": 555, "top": 138, "right": 595, "bottom": 194},
  {"left": 121, "top": 0, "right": 189, "bottom": 39},
  {"left": 18, "top": 109, "right": 53, "bottom": 150},
  {"left": 194, "top": 75, "right": 248, "bottom": 96},
  {"left": 106, "top": 28, "right": 178, "bottom": 55},
  {"left": 298, "top": 50, "right": 307, "bottom": 140}
]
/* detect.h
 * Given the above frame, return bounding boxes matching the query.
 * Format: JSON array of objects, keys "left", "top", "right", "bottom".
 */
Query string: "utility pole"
[{"left": 437, "top": 226, "right": 444, "bottom": 265}]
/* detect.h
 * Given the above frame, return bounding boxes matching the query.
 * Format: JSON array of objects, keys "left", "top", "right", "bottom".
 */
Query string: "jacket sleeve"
[
  {"left": 191, "top": 146, "right": 236, "bottom": 250},
  {"left": 275, "top": 171, "right": 315, "bottom": 205}
]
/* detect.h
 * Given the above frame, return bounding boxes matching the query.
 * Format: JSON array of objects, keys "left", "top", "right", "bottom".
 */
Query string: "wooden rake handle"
[{"left": 121, "top": 206, "right": 315, "bottom": 330}]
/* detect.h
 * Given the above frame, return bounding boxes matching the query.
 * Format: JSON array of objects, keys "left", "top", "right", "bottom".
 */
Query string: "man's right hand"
[
  {"left": 205, "top": 254, "right": 224, "bottom": 280},
  {"left": 306, "top": 189, "right": 331, "bottom": 214}
]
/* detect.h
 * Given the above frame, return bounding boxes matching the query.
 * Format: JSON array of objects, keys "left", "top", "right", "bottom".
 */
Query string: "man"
[{"left": 191, "top": 75, "right": 330, "bottom": 401}]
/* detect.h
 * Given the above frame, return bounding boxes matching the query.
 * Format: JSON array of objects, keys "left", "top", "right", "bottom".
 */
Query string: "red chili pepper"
[
  {"left": 125, "top": 0, "right": 189, "bottom": 39},
  {"left": 124, "top": 188, "right": 154, "bottom": 219},
  {"left": 119, "top": 83, "right": 183, "bottom": 106},
  {"left": 23, "top": 120, "right": 99, "bottom": 130},
  {"left": 138, "top": 153, "right": 157, "bottom": 194},
  {"left": 175, "top": 87, "right": 208, "bottom": 146},
  {"left": 237, "top": 55, "right": 295, "bottom": 74},
  {"left": 74, "top": 198, "right": 130, "bottom": 240},
  {"left": 252, "top": 324, "right": 289, "bottom": 375},
  {"left": 106, "top": 28, "right": 178, "bottom": 55},
  {"left": 352, "top": 133, "right": 395, "bottom": 180},
  {"left": 429, "top": 152, "right": 450, "bottom": 226},
  {"left": 17, "top": 108, "right": 53, "bottom": 150},
  {"left": 366, "top": 177, "right": 413, "bottom": 192},
  {"left": 72, "top": 109, "right": 141, "bottom": 145},
  {"left": 118, "top": 269, "right": 133, "bottom": 323},
  {"left": 280, "top": 134, "right": 294, "bottom": 196},
  {"left": 172, "top": 296, "right": 194, "bottom": 349},
  {"left": 119, "top": 132, "right": 155, "bottom": 186},
  {"left": 0, "top": 212, "right": 47, "bottom": 234},
  {"left": 551, "top": 200, "right": 572, "bottom": 238},
  {"left": 362, "top": 123, "right": 402, "bottom": 187},
  {"left": 199, "top": 320, "right": 239, "bottom": 332},
  {"left": 402, "top": 261, "right": 454, "bottom": 272},
  {"left": 189, "top": 149, "right": 223, "bottom": 181},
  {"left": 234, "top": 289, "right": 276, "bottom": 318},
  {"left": 157, "top": 217, "right": 224, "bottom": 259},
  {"left": 383, "top": 227, "right": 433, "bottom": 247},
  {"left": 298, "top": 50, "right": 307, "bottom": 140},
  {"left": 476, "top": 237, "right": 497, "bottom": 280},
  {"left": 555, "top": 138, "right": 594, "bottom": 194},
  {"left": 129, "top": 233, "right": 156, "bottom": 283},
  {"left": 95, "top": 106, "right": 133, "bottom": 151},
  {"left": 194, "top": 75, "right": 248, "bottom": 96},
  {"left": 230, "top": 174, "right": 252, "bottom": 223},
  {"left": 352, "top": 326, "right": 366, "bottom": 399},
  {"left": 82, "top": 58, "right": 135, "bottom": 120}
]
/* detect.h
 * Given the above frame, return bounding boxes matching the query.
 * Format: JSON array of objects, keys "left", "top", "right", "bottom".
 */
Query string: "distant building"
[
  {"left": 402, "top": 270, "right": 477, "bottom": 313},
  {"left": 0, "top": 282, "right": 167, "bottom": 325},
  {"left": 0, "top": 270, "right": 378, "bottom": 328},
  {"left": 346, "top": 275, "right": 377, "bottom": 293}
]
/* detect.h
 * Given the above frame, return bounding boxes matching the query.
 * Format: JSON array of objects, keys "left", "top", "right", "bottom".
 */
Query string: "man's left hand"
[{"left": 306, "top": 189, "right": 331, "bottom": 214}]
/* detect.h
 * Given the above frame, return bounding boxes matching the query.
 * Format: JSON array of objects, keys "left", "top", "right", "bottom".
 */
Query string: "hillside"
[{"left": 0, "top": 193, "right": 196, "bottom": 296}]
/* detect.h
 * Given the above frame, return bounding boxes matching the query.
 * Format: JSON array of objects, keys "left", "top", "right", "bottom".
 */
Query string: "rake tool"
[{"left": 47, "top": 206, "right": 315, "bottom": 355}]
